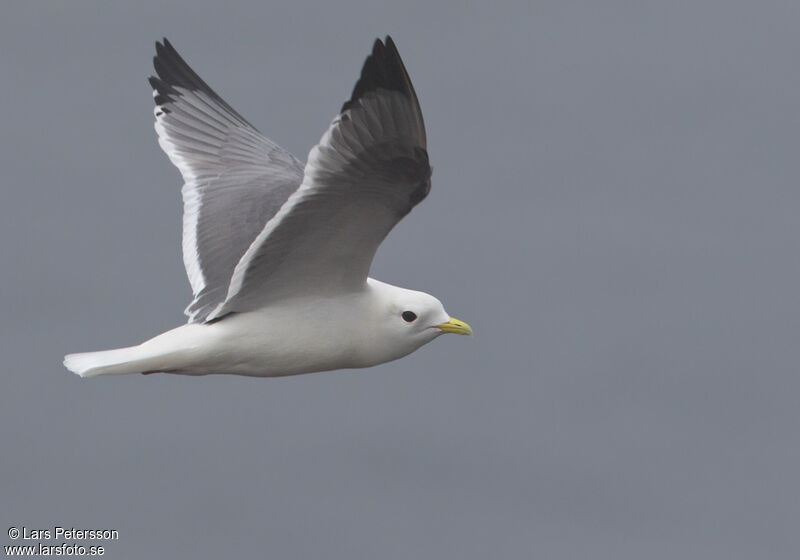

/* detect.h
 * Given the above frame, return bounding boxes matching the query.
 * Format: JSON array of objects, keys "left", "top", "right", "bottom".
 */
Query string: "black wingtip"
[
  {"left": 147, "top": 37, "right": 249, "bottom": 124},
  {"left": 341, "top": 35, "right": 419, "bottom": 113},
  {"left": 151, "top": 37, "right": 213, "bottom": 94},
  {"left": 148, "top": 75, "right": 173, "bottom": 109},
  {"left": 149, "top": 38, "right": 198, "bottom": 112}
]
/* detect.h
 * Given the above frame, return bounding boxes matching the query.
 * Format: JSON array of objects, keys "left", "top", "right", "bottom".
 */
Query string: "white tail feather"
[
  {"left": 64, "top": 323, "right": 210, "bottom": 378},
  {"left": 64, "top": 346, "right": 161, "bottom": 377}
]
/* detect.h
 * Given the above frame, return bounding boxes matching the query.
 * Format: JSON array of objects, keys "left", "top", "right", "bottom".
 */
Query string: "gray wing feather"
[
  {"left": 150, "top": 39, "right": 304, "bottom": 322},
  {"left": 206, "top": 37, "right": 431, "bottom": 320}
]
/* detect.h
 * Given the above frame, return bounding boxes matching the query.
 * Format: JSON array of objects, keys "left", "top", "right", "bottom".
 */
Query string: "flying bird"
[{"left": 64, "top": 36, "right": 471, "bottom": 378}]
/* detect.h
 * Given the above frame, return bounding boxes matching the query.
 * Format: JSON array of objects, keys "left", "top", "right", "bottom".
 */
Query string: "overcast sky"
[{"left": 2, "top": 1, "right": 799, "bottom": 558}]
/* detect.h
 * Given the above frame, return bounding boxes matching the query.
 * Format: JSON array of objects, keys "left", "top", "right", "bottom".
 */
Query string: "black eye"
[{"left": 402, "top": 311, "right": 418, "bottom": 323}]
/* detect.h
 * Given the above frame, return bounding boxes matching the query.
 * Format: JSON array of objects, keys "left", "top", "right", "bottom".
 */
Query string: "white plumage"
[{"left": 64, "top": 37, "right": 471, "bottom": 379}]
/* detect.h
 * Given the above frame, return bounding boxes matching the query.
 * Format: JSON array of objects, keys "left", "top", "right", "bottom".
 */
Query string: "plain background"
[{"left": 2, "top": 1, "right": 799, "bottom": 558}]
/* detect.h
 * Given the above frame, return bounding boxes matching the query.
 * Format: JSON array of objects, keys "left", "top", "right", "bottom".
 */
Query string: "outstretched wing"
[
  {"left": 206, "top": 36, "right": 431, "bottom": 321},
  {"left": 150, "top": 39, "right": 304, "bottom": 322}
]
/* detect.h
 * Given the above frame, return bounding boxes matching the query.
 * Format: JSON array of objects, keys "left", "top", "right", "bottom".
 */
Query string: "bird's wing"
[
  {"left": 150, "top": 39, "right": 304, "bottom": 323},
  {"left": 205, "top": 36, "right": 431, "bottom": 321}
]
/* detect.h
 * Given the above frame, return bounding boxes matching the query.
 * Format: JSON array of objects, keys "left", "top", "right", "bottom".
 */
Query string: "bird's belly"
[
  {"left": 185, "top": 309, "right": 362, "bottom": 377},
  {"left": 204, "top": 341, "right": 358, "bottom": 378}
]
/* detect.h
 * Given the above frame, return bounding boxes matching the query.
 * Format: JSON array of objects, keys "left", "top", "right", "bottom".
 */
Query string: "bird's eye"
[{"left": 402, "top": 311, "right": 418, "bottom": 323}]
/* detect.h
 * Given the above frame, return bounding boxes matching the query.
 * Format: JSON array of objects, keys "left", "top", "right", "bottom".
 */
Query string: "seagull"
[{"left": 64, "top": 36, "right": 471, "bottom": 379}]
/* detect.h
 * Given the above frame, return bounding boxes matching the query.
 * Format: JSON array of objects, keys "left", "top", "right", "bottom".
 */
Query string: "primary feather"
[{"left": 150, "top": 39, "right": 304, "bottom": 322}]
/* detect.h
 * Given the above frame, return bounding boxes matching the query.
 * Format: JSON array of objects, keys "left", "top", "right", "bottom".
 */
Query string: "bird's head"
[{"left": 361, "top": 280, "right": 472, "bottom": 364}]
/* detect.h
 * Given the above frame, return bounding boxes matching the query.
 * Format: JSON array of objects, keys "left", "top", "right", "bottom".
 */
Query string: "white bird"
[{"left": 64, "top": 36, "right": 471, "bottom": 379}]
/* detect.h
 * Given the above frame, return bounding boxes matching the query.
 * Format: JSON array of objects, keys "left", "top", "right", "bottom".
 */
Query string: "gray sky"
[{"left": 2, "top": 1, "right": 799, "bottom": 558}]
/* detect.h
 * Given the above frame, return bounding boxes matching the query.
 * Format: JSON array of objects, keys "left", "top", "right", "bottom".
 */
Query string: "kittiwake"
[{"left": 64, "top": 36, "right": 472, "bottom": 379}]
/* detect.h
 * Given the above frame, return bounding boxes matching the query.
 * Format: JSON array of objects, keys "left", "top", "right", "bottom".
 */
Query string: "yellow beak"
[{"left": 436, "top": 317, "right": 473, "bottom": 336}]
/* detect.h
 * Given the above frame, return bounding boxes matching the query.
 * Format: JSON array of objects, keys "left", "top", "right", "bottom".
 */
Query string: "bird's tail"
[{"left": 64, "top": 345, "right": 170, "bottom": 377}]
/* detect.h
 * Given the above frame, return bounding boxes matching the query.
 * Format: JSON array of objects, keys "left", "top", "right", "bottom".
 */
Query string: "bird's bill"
[{"left": 436, "top": 317, "right": 473, "bottom": 336}]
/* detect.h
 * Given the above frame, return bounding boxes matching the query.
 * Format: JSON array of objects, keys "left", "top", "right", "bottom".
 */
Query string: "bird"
[{"left": 63, "top": 36, "right": 472, "bottom": 379}]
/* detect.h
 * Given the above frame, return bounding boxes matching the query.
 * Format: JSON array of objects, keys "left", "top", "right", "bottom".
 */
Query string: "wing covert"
[{"left": 206, "top": 37, "right": 431, "bottom": 320}]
